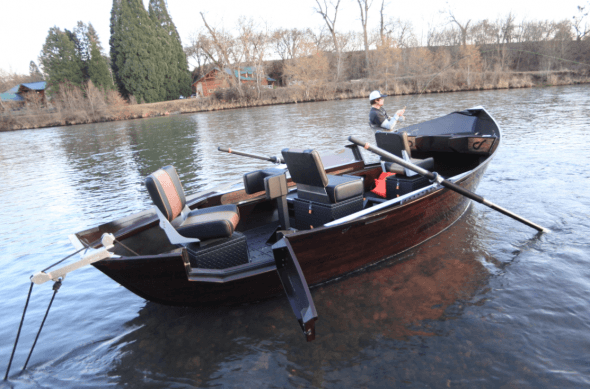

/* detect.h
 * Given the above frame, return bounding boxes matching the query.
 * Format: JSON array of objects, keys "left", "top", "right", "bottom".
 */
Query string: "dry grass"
[{"left": 2, "top": 69, "right": 589, "bottom": 132}]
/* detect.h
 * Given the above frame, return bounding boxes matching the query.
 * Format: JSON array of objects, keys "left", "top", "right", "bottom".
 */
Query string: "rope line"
[
  {"left": 22, "top": 280, "right": 62, "bottom": 371},
  {"left": 41, "top": 246, "right": 87, "bottom": 273},
  {"left": 4, "top": 282, "right": 34, "bottom": 381},
  {"left": 114, "top": 239, "right": 139, "bottom": 256}
]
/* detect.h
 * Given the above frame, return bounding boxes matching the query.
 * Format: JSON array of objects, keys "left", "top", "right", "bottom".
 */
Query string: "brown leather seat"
[{"left": 145, "top": 166, "right": 239, "bottom": 241}]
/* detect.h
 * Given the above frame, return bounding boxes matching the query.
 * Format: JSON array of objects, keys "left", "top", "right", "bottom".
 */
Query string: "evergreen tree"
[
  {"left": 39, "top": 26, "right": 84, "bottom": 93},
  {"left": 110, "top": 0, "right": 166, "bottom": 103},
  {"left": 68, "top": 22, "right": 93, "bottom": 82},
  {"left": 149, "top": 0, "right": 192, "bottom": 99},
  {"left": 71, "top": 22, "right": 91, "bottom": 62},
  {"left": 109, "top": 0, "right": 123, "bottom": 93},
  {"left": 87, "top": 24, "right": 114, "bottom": 91},
  {"left": 29, "top": 61, "right": 44, "bottom": 80}
]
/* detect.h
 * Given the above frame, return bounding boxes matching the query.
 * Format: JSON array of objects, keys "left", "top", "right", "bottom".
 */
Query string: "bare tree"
[
  {"left": 199, "top": 12, "right": 244, "bottom": 95},
  {"left": 314, "top": 0, "right": 343, "bottom": 80},
  {"left": 379, "top": 0, "right": 387, "bottom": 45},
  {"left": 237, "top": 18, "right": 270, "bottom": 98},
  {"left": 385, "top": 18, "right": 417, "bottom": 48},
  {"left": 573, "top": 5, "right": 590, "bottom": 41},
  {"left": 428, "top": 23, "right": 461, "bottom": 47},
  {"left": 445, "top": 7, "right": 471, "bottom": 46},
  {"left": 471, "top": 19, "right": 500, "bottom": 45},
  {"left": 186, "top": 29, "right": 213, "bottom": 76},
  {"left": 500, "top": 13, "right": 516, "bottom": 44},
  {"left": 271, "top": 28, "right": 307, "bottom": 61},
  {"left": 356, "top": 0, "right": 373, "bottom": 76},
  {"left": 199, "top": 13, "right": 232, "bottom": 68},
  {"left": 283, "top": 41, "right": 331, "bottom": 99},
  {"left": 306, "top": 26, "right": 331, "bottom": 52}
]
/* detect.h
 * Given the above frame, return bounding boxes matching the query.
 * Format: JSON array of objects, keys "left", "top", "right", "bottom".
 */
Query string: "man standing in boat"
[{"left": 369, "top": 90, "right": 406, "bottom": 131}]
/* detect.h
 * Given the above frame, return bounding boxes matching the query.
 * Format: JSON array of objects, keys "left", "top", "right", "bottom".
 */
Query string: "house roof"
[
  {"left": 20, "top": 81, "right": 46, "bottom": 91},
  {"left": 0, "top": 81, "right": 46, "bottom": 101},
  {"left": 0, "top": 92, "right": 24, "bottom": 102}
]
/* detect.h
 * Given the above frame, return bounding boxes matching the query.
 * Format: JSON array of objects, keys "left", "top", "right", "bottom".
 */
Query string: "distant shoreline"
[{"left": 1, "top": 70, "right": 588, "bottom": 132}]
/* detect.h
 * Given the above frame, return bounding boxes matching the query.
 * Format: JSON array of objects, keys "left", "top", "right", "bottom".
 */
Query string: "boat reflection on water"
[{"left": 105, "top": 207, "right": 491, "bottom": 387}]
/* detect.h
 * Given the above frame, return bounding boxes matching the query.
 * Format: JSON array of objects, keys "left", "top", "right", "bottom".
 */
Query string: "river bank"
[{"left": 1, "top": 69, "right": 588, "bottom": 132}]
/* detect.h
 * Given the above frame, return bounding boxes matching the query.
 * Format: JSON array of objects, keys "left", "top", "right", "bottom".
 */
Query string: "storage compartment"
[
  {"left": 186, "top": 231, "right": 250, "bottom": 269},
  {"left": 294, "top": 195, "right": 363, "bottom": 230},
  {"left": 385, "top": 174, "right": 431, "bottom": 199}
]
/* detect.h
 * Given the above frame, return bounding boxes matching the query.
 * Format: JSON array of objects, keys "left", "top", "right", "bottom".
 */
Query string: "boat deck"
[{"left": 243, "top": 221, "right": 279, "bottom": 263}]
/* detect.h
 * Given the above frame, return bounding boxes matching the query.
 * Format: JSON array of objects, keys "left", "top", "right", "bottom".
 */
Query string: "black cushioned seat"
[
  {"left": 177, "top": 204, "right": 240, "bottom": 240},
  {"left": 243, "top": 168, "right": 288, "bottom": 198},
  {"left": 281, "top": 148, "right": 364, "bottom": 230},
  {"left": 375, "top": 131, "right": 434, "bottom": 174},
  {"left": 281, "top": 148, "right": 363, "bottom": 204},
  {"left": 325, "top": 175, "right": 364, "bottom": 203},
  {"left": 145, "top": 166, "right": 240, "bottom": 241}
]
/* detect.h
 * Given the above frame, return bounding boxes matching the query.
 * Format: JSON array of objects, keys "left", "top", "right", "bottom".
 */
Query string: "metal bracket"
[
  {"left": 402, "top": 150, "right": 417, "bottom": 177},
  {"left": 153, "top": 206, "right": 201, "bottom": 245},
  {"left": 31, "top": 233, "right": 117, "bottom": 285}
]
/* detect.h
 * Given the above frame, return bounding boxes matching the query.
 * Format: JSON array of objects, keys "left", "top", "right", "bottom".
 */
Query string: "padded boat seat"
[
  {"left": 375, "top": 131, "right": 434, "bottom": 174},
  {"left": 281, "top": 148, "right": 363, "bottom": 204},
  {"left": 383, "top": 159, "right": 434, "bottom": 174},
  {"left": 243, "top": 167, "right": 291, "bottom": 230},
  {"left": 325, "top": 175, "right": 364, "bottom": 203},
  {"left": 176, "top": 204, "right": 240, "bottom": 240},
  {"left": 146, "top": 166, "right": 240, "bottom": 242},
  {"left": 281, "top": 148, "right": 364, "bottom": 230}
]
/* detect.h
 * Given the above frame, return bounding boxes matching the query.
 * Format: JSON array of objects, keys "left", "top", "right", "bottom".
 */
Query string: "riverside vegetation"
[
  {"left": 2, "top": 1, "right": 590, "bottom": 131},
  {"left": 2, "top": 51, "right": 588, "bottom": 131}
]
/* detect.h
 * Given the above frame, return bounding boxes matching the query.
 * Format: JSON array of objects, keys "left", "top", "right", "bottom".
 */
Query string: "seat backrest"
[
  {"left": 145, "top": 165, "right": 187, "bottom": 222},
  {"left": 375, "top": 131, "right": 411, "bottom": 159},
  {"left": 243, "top": 168, "right": 288, "bottom": 198},
  {"left": 281, "top": 148, "right": 329, "bottom": 188}
]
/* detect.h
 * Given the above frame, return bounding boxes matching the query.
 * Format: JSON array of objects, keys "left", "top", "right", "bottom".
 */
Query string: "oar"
[
  {"left": 218, "top": 147, "right": 284, "bottom": 164},
  {"left": 348, "top": 136, "right": 549, "bottom": 233}
]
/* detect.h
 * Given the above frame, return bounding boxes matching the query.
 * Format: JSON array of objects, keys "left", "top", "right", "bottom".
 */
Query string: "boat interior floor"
[{"left": 242, "top": 221, "right": 280, "bottom": 263}]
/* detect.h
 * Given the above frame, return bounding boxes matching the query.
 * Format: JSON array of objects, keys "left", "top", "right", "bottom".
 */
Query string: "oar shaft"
[
  {"left": 348, "top": 136, "right": 548, "bottom": 233},
  {"left": 482, "top": 199, "right": 548, "bottom": 232},
  {"left": 218, "top": 147, "right": 284, "bottom": 164},
  {"left": 442, "top": 179, "right": 546, "bottom": 231}
]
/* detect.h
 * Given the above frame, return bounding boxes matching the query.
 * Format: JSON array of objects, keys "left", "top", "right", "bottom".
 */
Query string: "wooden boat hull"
[
  {"left": 84, "top": 106, "right": 501, "bottom": 308},
  {"left": 93, "top": 160, "right": 487, "bottom": 307}
]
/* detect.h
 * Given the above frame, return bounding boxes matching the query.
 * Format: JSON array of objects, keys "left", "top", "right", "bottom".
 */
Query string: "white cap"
[{"left": 369, "top": 90, "right": 387, "bottom": 101}]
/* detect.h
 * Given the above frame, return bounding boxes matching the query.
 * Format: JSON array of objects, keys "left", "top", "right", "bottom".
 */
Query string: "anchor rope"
[
  {"left": 22, "top": 280, "right": 62, "bottom": 371},
  {"left": 4, "top": 235, "right": 137, "bottom": 379},
  {"left": 4, "top": 282, "right": 34, "bottom": 381}
]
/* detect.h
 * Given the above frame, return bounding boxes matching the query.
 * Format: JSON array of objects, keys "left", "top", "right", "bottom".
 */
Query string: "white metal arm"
[{"left": 31, "top": 233, "right": 116, "bottom": 285}]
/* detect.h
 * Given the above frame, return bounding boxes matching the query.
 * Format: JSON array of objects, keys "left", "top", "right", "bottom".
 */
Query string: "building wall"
[{"left": 192, "top": 69, "right": 274, "bottom": 97}]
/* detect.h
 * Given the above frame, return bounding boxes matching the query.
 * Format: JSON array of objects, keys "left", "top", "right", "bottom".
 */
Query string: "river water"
[{"left": 1, "top": 85, "right": 589, "bottom": 388}]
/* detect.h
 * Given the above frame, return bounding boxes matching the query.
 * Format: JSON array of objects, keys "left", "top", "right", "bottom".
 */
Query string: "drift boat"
[{"left": 30, "top": 106, "right": 521, "bottom": 342}]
